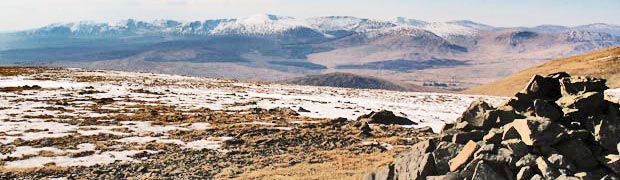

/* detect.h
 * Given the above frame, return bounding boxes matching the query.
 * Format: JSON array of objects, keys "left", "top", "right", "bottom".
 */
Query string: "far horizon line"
[{"left": 4, "top": 13, "right": 619, "bottom": 32}]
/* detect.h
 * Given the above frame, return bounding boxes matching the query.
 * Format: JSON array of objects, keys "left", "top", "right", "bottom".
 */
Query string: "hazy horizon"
[{"left": 1, "top": 0, "right": 619, "bottom": 32}]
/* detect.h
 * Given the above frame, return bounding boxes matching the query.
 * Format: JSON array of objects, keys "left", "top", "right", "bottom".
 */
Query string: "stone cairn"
[{"left": 364, "top": 72, "right": 620, "bottom": 180}]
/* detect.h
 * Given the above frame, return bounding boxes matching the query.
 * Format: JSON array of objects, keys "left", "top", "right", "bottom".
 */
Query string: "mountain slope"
[
  {"left": 2, "top": 15, "right": 620, "bottom": 92},
  {"left": 285, "top": 72, "right": 442, "bottom": 92},
  {"left": 463, "top": 46, "right": 620, "bottom": 96}
]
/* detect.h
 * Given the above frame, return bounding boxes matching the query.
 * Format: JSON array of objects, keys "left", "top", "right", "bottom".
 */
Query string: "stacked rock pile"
[{"left": 364, "top": 72, "right": 620, "bottom": 180}]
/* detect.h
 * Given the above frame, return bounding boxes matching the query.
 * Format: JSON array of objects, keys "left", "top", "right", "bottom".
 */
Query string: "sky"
[{"left": 0, "top": 0, "right": 619, "bottom": 31}]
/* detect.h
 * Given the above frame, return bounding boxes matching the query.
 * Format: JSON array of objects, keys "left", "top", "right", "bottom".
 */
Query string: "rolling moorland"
[
  {"left": 464, "top": 46, "right": 620, "bottom": 96},
  {"left": 0, "top": 66, "right": 505, "bottom": 179},
  {"left": 1, "top": 14, "right": 620, "bottom": 91}
]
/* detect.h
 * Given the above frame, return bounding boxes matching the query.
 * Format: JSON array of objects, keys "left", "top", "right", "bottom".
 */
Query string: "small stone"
[
  {"left": 593, "top": 116, "right": 620, "bottom": 153},
  {"left": 555, "top": 175, "right": 581, "bottom": 180},
  {"left": 297, "top": 107, "right": 311, "bottom": 112},
  {"left": 471, "top": 161, "right": 507, "bottom": 180},
  {"left": 602, "top": 154, "right": 620, "bottom": 175},
  {"left": 547, "top": 154, "right": 576, "bottom": 173},
  {"left": 474, "top": 143, "right": 495, "bottom": 157},
  {"left": 359, "top": 122, "right": 372, "bottom": 132},
  {"left": 426, "top": 173, "right": 463, "bottom": 180},
  {"left": 501, "top": 139, "right": 529, "bottom": 157},
  {"left": 530, "top": 174, "right": 544, "bottom": 180},
  {"left": 482, "top": 128, "right": 503, "bottom": 144},
  {"left": 449, "top": 141, "right": 479, "bottom": 172},
  {"left": 515, "top": 154, "right": 538, "bottom": 167},
  {"left": 536, "top": 157, "right": 561, "bottom": 179},
  {"left": 452, "top": 130, "right": 486, "bottom": 144},
  {"left": 516, "top": 166, "right": 535, "bottom": 180},
  {"left": 502, "top": 123, "right": 520, "bottom": 140}
]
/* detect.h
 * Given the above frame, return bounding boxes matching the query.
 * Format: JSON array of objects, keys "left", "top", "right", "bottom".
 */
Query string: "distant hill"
[
  {"left": 463, "top": 46, "right": 620, "bottom": 96},
  {"left": 285, "top": 72, "right": 442, "bottom": 92}
]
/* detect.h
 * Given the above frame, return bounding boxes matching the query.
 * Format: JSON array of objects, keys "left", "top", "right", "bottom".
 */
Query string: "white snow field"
[{"left": 0, "top": 68, "right": 510, "bottom": 169}]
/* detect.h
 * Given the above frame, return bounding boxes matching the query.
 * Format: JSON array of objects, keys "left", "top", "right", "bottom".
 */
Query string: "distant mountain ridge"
[
  {"left": 14, "top": 14, "right": 620, "bottom": 38},
  {"left": 2, "top": 14, "right": 620, "bottom": 92}
]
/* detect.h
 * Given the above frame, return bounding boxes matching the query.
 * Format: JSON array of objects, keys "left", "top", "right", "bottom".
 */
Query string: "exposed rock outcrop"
[
  {"left": 364, "top": 72, "right": 620, "bottom": 179},
  {"left": 357, "top": 110, "right": 417, "bottom": 125}
]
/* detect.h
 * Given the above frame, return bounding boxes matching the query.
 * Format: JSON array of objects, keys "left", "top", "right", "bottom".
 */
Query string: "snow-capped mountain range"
[
  {"left": 22, "top": 14, "right": 620, "bottom": 38},
  {"left": 2, "top": 14, "right": 620, "bottom": 92}
]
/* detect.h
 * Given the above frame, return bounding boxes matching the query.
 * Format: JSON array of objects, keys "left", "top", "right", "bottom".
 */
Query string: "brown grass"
[
  {"left": 0, "top": 66, "right": 60, "bottom": 76},
  {"left": 231, "top": 150, "right": 396, "bottom": 180},
  {"left": 463, "top": 47, "right": 620, "bottom": 96}
]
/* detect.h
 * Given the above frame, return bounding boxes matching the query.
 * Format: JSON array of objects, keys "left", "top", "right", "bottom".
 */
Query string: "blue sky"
[{"left": 1, "top": 0, "right": 618, "bottom": 31}]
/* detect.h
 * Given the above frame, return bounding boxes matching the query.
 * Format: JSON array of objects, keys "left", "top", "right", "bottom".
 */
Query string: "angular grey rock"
[
  {"left": 532, "top": 99, "right": 563, "bottom": 121},
  {"left": 536, "top": 157, "right": 562, "bottom": 179},
  {"left": 471, "top": 160, "right": 507, "bottom": 180},
  {"left": 602, "top": 154, "right": 620, "bottom": 175},
  {"left": 426, "top": 173, "right": 463, "bottom": 180},
  {"left": 502, "top": 123, "right": 521, "bottom": 140},
  {"left": 554, "top": 139, "right": 599, "bottom": 170},
  {"left": 474, "top": 143, "right": 495, "bottom": 157},
  {"left": 593, "top": 111, "right": 620, "bottom": 153},
  {"left": 515, "top": 154, "right": 538, "bottom": 168},
  {"left": 502, "top": 139, "right": 529, "bottom": 158},
  {"left": 393, "top": 152, "right": 435, "bottom": 180},
  {"left": 516, "top": 166, "right": 535, "bottom": 180},
  {"left": 555, "top": 175, "right": 581, "bottom": 180},
  {"left": 432, "top": 142, "right": 463, "bottom": 174},
  {"left": 547, "top": 154, "right": 577, "bottom": 173},
  {"left": 482, "top": 128, "right": 503, "bottom": 144},
  {"left": 512, "top": 117, "right": 567, "bottom": 146},
  {"left": 556, "top": 92, "right": 605, "bottom": 116},
  {"left": 559, "top": 76, "right": 608, "bottom": 96},
  {"left": 449, "top": 141, "right": 479, "bottom": 172},
  {"left": 452, "top": 130, "right": 486, "bottom": 144},
  {"left": 456, "top": 99, "right": 499, "bottom": 130},
  {"left": 531, "top": 174, "right": 544, "bottom": 180},
  {"left": 388, "top": 140, "right": 437, "bottom": 180}
]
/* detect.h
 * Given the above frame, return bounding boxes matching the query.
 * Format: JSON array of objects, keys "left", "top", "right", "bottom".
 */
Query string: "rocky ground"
[
  {"left": 0, "top": 67, "right": 508, "bottom": 179},
  {"left": 364, "top": 72, "right": 620, "bottom": 179}
]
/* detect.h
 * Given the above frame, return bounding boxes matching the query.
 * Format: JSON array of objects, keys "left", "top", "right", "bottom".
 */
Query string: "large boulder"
[
  {"left": 559, "top": 76, "right": 608, "bottom": 96},
  {"left": 363, "top": 140, "right": 437, "bottom": 180},
  {"left": 521, "top": 73, "right": 567, "bottom": 100},
  {"left": 554, "top": 139, "right": 599, "bottom": 170},
  {"left": 455, "top": 99, "right": 498, "bottom": 130},
  {"left": 432, "top": 142, "right": 464, "bottom": 174},
  {"left": 531, "top": 99, "right": 563, "bottom": 121},
  {"left": 556, "top": 92, "right": 606, "bottom": 117},
  {"left": 358, "top": 110, "right": 416, "bottom": 125},
  {"left": 449, "top": 141, "right": 479, "bottom": 172},
  {"left": 512, "top": 117, "right": 567, "bottom": 146}
]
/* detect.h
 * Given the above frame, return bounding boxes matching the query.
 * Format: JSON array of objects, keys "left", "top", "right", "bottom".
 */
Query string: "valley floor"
[{"left": 0, "top": 67, "right": 513, "bottom": 179}]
